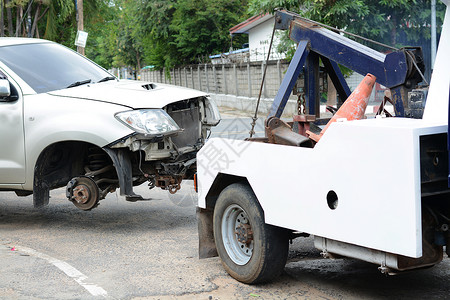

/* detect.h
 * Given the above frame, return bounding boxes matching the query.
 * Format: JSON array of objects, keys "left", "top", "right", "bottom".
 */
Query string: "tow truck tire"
[{"left": 213, "top": 183, "right": 289, "bottom": 284}]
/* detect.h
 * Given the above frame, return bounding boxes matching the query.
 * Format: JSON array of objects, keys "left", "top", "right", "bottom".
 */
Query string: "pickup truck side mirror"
[{"left": 0, "top": 78, "right": 11, "bottom": 98}]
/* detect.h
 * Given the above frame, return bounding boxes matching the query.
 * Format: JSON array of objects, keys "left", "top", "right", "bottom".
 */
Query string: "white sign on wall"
[{"left": 75, "top": 30, "right": 88, "bottom": 48}]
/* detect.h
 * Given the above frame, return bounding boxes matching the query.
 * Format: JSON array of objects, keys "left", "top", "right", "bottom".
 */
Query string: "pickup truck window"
[{"left": 0, "top": 42, "right": 112, "bottom": 94}]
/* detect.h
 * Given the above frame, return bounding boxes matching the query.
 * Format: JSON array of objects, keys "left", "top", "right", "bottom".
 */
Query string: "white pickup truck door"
[{"left": 0, "top": 82, "right": 26, "bottom": 184}]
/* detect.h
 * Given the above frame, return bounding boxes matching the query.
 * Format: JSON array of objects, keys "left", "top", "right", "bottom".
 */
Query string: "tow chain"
[{"left": 249, "top": 18, "right": 277, "bottom": 138}]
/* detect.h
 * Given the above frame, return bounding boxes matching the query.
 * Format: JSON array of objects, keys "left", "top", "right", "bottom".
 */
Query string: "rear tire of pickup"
[{"left": 213, "top": 183, "right": 289, "bottom": 284}]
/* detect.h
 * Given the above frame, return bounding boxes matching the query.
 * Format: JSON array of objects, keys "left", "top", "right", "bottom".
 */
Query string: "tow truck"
[{"left": 196, "top": 1, "right": 450, "bottom": 283}]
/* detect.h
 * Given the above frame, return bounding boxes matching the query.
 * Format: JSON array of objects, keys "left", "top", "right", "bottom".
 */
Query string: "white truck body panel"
[{"left": 197, "top": 120, "right": 446, "bottom": 258}]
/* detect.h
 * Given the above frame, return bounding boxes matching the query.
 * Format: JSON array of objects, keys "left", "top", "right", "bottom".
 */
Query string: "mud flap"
[
  {"left": 197, "top": 207, "right": 218, "bottom": 259},
  {"left": 103, "top": 148, "right": 134, "bottom": 196},
  {"left": 32, "top": 149, "right": 53, "bottom": 208},
  {"left": 33, "top": 180, "right": 49, "bottom": 208}
]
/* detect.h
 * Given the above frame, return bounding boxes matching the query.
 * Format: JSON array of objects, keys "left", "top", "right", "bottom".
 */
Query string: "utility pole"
[
  {"left": 76, "top": 0, "right": 84, "bottom": 55},
  {"left": 431, "top": 0, "right": 437, "bottom": 70}
]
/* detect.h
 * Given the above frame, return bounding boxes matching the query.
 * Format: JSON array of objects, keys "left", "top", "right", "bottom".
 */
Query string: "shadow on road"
[
  {"left": 284, "top": 255, "right": 450, "bottom": 299},
  {"left": 0, "top": 189, "right": 196, "bottom": 234}
]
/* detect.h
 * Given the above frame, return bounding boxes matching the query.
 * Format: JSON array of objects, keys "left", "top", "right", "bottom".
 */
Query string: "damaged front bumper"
[
  {"left": 104, "top": 135, "right": 202, "bottom": 201},
  {"left": 103, "top": 96, "right": 219, "bottom": 201}
]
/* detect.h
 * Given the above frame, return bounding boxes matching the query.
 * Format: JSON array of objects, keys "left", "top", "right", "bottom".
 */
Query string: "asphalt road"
[{"left": 0, "top": 113, "right": 449, "bottom": 299}]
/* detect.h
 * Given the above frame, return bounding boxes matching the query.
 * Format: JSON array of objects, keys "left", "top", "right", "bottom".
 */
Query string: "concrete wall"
[
  {"left": 140, "top": 62, "right": 384, "bottom": 116},
  {"left": 208, "top": 94, "right": 298, "bottom": 116},
  {"left": 141, "top": 60, "right": 294, "bottom": 100},
  {"left": 141, "top": 60, "right": 299, "bottom": 116}
]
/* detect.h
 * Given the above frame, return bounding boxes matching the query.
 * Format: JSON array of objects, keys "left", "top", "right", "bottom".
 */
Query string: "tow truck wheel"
[{"left": 213, "top": 183, "right": 289, "bottom": 284}]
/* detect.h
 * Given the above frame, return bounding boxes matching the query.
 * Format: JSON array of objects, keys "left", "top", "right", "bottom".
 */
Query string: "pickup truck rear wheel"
[{"left": 213, "top": 183, "right": 289, "bottom": 284}]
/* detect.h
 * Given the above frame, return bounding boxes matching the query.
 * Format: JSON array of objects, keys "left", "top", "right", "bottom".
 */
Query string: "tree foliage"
[
  {"left": 248, "top": 0, "right": 446, "bottom": 47},
  {"left": 89, "top": 0, "right": 249, "bottom": 73},
  {"left": 170, "top": 0, "right": 249, "bottom": 64},
  {"left": 0, "top": 1, "right": 444, "bottom": 75},
  {"left": 138, "top": 0, "right": 179, "bottom": 70}
]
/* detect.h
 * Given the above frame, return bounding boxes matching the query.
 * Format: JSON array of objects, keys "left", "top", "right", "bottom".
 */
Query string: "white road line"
[{"left": 16, "top": 245, "right": 108, "bottom": 298}]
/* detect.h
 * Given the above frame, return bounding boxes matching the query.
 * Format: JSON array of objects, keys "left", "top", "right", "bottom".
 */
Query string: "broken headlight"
[{"left": 115, "top": 109, "right": 181, "bottom": 136}]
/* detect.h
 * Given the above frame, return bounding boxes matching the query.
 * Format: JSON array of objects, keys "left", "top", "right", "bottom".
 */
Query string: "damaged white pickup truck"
[{"left": 0, "top": 38, "right": 220, "bottom": 210}]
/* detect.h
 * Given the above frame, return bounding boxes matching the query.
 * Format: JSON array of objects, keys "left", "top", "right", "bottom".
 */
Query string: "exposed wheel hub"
[
  {"left": 72, "top": 184, "right": 90, "bottom": 204},
  {"left": 235, "top": 223, "right": 253, "bottom": 245},
  {"left": 66, "top": 176, "right": 100, "bottom": 210}
]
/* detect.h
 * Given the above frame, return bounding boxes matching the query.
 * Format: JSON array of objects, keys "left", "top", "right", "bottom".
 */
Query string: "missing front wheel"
[{"left": 66, "top": 176, "right": 100, "bottom": 210}]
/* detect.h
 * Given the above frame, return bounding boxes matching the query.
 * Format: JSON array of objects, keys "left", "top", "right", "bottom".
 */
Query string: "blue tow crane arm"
[{"left": 269, "top": 10, "right": 425, "bottom": 119}]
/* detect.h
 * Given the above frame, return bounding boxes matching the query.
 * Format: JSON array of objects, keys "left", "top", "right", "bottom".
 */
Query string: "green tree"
[
  {"left": 138, "top": 0, "right": 179, "bottom": 70},
  {"left": 84, "top": 0, "right": 118, "bottom": 69},
  {"left": 248, "top": 0, "right": 446, "bottom": 47},
  {"left": 85, "top": 0, "right": 251, "bottom": 72},
  {"left": 43, "top": 0, "right": 75, "bottom": 41},
  {"left": 170, "top": 0, "right": 249, "bottom": 65},
  {"left": 113, "top": 0, "right": 145, "bottom": 76}
]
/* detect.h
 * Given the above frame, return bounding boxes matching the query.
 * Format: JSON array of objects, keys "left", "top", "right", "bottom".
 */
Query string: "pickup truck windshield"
[{"left": 0, "top": 42, "right": 112, "bottom": 94}]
